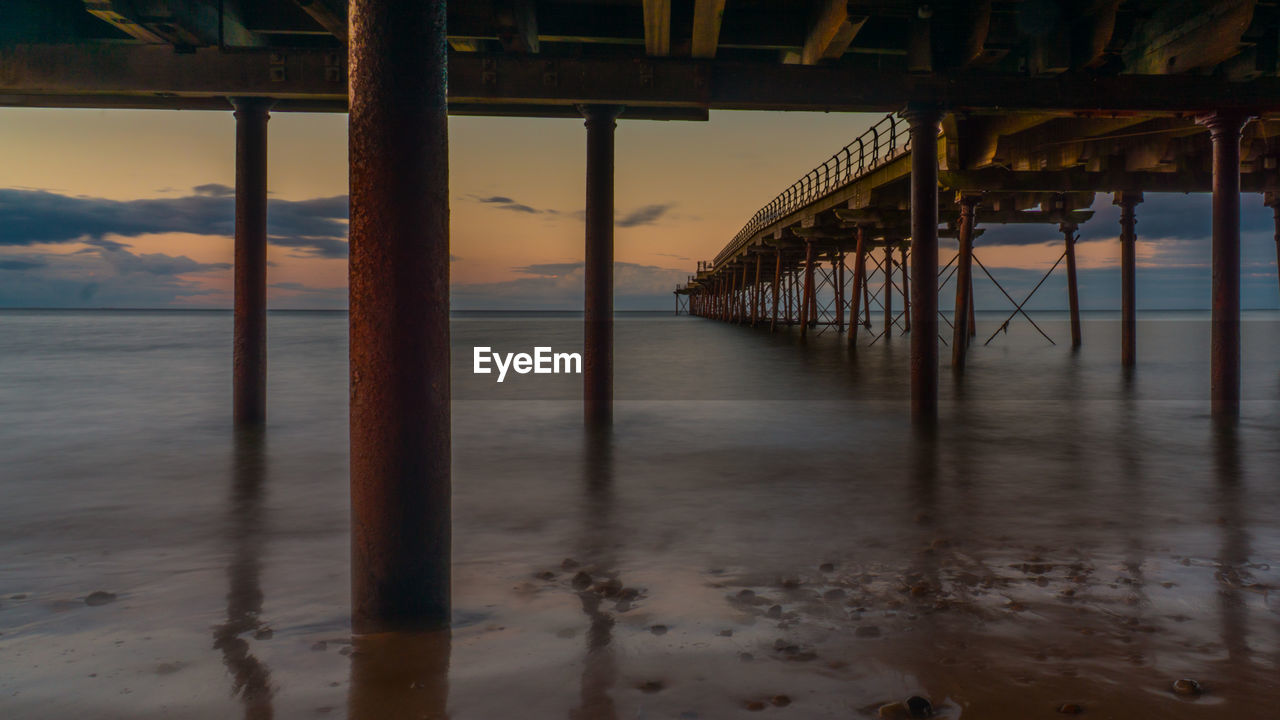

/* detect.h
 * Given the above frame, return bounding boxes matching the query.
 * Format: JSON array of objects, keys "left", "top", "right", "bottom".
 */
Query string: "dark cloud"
[
  {"left": 0, "top": 243, "right": 228, "bottom": 307},
  {"left": 269, "top": 235, "right": 349, "bottom": 259},
  {"left": 473, "top": 194, "right": 548, "bottom": 214},
  {"left": 512, "top": 262, "right": 583, "bottom": 277},
  {"left": 0, "top": 186, "right": 348, "bottom": 259},
  {"left": 0, "top": 258, "right": 46, "bottom": 270},
  {"left": 193, "top": 183, "right": 235, "bottom": 197},
  {"left": 618, "top": 203, "right": 674, "bottom": 228}
]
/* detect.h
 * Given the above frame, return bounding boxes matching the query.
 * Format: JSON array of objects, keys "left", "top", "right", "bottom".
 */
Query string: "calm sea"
[{"left": 1, "top": 309, "right": 1278, "bottom": 718}]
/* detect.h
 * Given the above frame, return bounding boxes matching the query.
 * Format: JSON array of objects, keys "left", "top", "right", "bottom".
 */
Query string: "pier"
[{"left": 4, "top": 0, "right": 1279, "bottom": 634}]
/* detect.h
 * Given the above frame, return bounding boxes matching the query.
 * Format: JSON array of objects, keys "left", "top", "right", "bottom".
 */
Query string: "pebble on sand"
[
  {"left": 766, "top": 605, "right": 783, "bottom": 619},
  {"left": 84, "top": 591, "right": 117, "bottom": 607},
  {"left": 1172, "top": 678, "right": 1202, "bottom": 697},
  {"left": 744, "top": 700, "right": 767, "bottom": 711},
  {"left": 771, "top": 694, "right": 791, "bottom": 707},
  {"left": 855, "top": 625, "right": 882, "bottom": 639},
  {"left": 637, "top": 680, "right": 664, "bottom": 693},
  {"left": 1056, "top": 703, "right": 1084, "bottom": 714},
  {"left": 649, "top": 624, "right": 668, "bottom": 635},
  {"left": 819, "top": 563, "right": 835, "bottom": 572},
  {"left": 571, "top": 571, "right": 593, "bottom": 590}
]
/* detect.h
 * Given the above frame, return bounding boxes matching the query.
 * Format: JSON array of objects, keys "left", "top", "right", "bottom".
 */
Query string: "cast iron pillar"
[
  {"left": 1201, "top": 112, "right": 1249, "bottom": 420},
  {"left": 849, "top": 226, "right": 867, "bottom": 346},
  {"left": 901, "top": 243, "right": 911, "bottom": 333},
  {"left": 1114, "top": 191, "right": 1143, "bottom": 369},
  {"left": 952, "top": 193, "right": 979, "bottom": 370},
  {"left": 348, "top": 0, "right": 451, "bottom": 633},
  {"left": 230, "top": 96, "right": 273, "bottom": 426},
  {"left": 1061, "top": 222, "right": 1082, "bottom": 349},
  {"left": 883, "top": 244, "right": 893, "bottom": 337},
  {"left": 770, "top": 248, "right": 781, "bottom": 332},
  {"left": 904, "top": 104, "right": 942, "bottom": 424},
  {"left": 581, "top": 104, "right": 623, "bottom": 426},
  {"left": 800, "top": 241, "right": 815, "bottom": 337}
]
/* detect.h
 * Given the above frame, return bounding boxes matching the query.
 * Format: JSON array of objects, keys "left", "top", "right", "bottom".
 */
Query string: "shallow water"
[{"left": 1, "top": 309, "right": 1278, "bottom": 719}]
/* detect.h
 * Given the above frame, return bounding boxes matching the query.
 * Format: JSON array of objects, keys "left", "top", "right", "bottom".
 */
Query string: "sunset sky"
[{"left": 0, "top": 107, "right": 1277, "bottom": 310}]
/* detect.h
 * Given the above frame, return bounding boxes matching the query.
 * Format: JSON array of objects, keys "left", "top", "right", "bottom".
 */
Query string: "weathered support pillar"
[
  {"left": 1202, "top": 112, "right": 1248, "bottom": 420},
  {"left": 770, "top": 249, "right": 781, "bottom": 332},
  {"left": 904, "top": 104, "right": 942, "bottom": 424},
  {"left": 348, "top": 0, "right": 451, "bottom": 634},
  {"left": 968, "top": 276, "right": 976, "bottom": 338},
  {"left": 747, "top": 254, "right": 757, "bottom": 322},
  {"left": 849, "top": 227, "right": 867, "bottom": 346},
  {"left": 1062, "top": 222, "right": 1082, "bottom": 349},
  {"left": 952, "top": 193, "right": 978, "bottom": 369},
  {"left": 778, "top": 265, "right": 788, "bottom": 324},
  {"left": 230, "top": 96, "right": 273, "bottom": 427},
  {"left": 800, "top": 241, "right": 815, "bottom": 337},
  {"left": 835, "top": 251, "right": 846, "bottom": 333},
  {"left": 883, "top": 244, "right": 894, "bottom": 337},
  {"left": 581, "top": 104, "right": 623, "bottom": 426},
  {"left": 863, "top": 253, "right": 872, "bottom": 328},
  {"left": 901, "top": 243, "right": 911, "bottom": 333},
  {"left": 1114, "top": 191, "right": 1143, "bottom": 369},
  {"left": 740, "top": 262, "right": 750, "bottom": 324}
]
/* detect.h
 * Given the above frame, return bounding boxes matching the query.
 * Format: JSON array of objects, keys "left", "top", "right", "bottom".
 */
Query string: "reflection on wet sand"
[
  {"left": 348, "top": 631, "right": 450, "bottom": 720},
  {"left": 1213, "top": 426, "right": 1251, "bottom": 692},
  {"left": 570, "top": 430, "right": 619, "bottom": 720},
  {"left": 212, "top": 428, "right": 274, "bottom": 720}
]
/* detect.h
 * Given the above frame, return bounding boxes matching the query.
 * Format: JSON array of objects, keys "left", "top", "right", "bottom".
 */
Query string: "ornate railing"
[{"left": 711, "top": 112, "right": 911, "bottom": 268}]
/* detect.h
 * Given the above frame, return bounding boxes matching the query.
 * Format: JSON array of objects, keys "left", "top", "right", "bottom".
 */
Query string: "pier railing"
[{"left": 712, "top": 112, "right": 911, "bottom": 268}]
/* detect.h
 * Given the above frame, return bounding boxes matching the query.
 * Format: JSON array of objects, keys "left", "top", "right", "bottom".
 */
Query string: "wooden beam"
[
  {"left": 1122, "top": 0, "right": 1259, "bottom": 75},
  {"left": 802, "top": 0, "right": 867, "bottom": 65},
  {"left": 496, "top": 0, "right": 539, "bottom": 53},
  {"left": 13, "top": 45, "right": 1280, "bottom": 116},
  {"left": 82, "top": 1, "right": 167, "bottom": 43},
  {"left": 691, "top": 0, "right": 727, "bottom": 59},
  {"left": 292, "top": 0, "right": 348, "bottom": 43},
  {"left": 643, "top": 0, "right": 671, "bottom": 56}
]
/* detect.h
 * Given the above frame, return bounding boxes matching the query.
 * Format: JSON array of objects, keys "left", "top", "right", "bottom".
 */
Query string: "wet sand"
[{"left": 1, "top": 310, "right": 1278, "bottom": 718}]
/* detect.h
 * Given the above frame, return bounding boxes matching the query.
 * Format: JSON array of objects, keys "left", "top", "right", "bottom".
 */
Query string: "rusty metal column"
[
  {"left": 835, "top": 251, "right": 845, "bottom": 333},
  {"left": 747, "top": 254, "right": 757, "bottom": 325},
  {"left": 1202, "top": 112, "right": 1248, "bottom": 420},
  {"left": 863, "top": 252, "right": 872, "bottom": 328},
  {"left": 849, "top": 227, "right": 866, "bottom": 346},
  {"left": 901, "top": 244, "right": 911, "bottom": 333},
  {"left": 770, "top": 248, "right": 781, "bottom": 332},
  {"left": 778, "top": 266, "right": 788, "bottom": 325},
  {"left": 1114, "top": 191, "right": 1143, "bottom": 369},
  {"left": 904, "top": 105, "right": 941, "bottom": 424},
  {"left": 1062, "top": 222, "right": 1082, "bottom": 349},
  {"left": 952, "top": 193, "right": 978, "bottom": 369},
  {"left": 968, "top": 276, "right": 976, "bottom": 338},
  {"left": 800, "top": 241, "right": 814, "bottom": 337},
  {"left": 348, "top": 0, "right": 450, "bottom": 634},
  {"left": 230, "top": 97, "right": 273, "bottom": 427},
  {"left": 581, "top": 104, "right": 623, "bottom": 426},
  {"left": 883, "top": 245, "right": 893, "bottom": 338}
]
